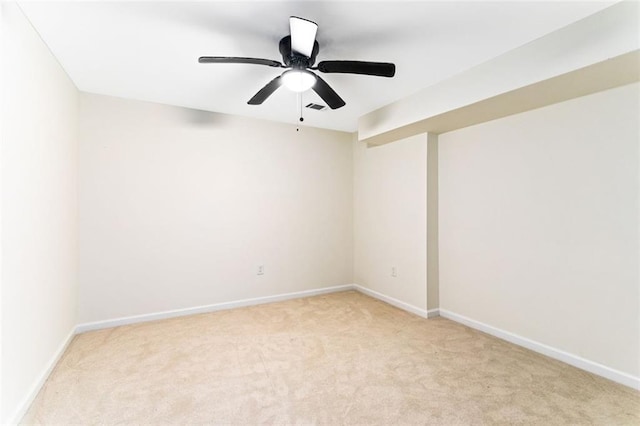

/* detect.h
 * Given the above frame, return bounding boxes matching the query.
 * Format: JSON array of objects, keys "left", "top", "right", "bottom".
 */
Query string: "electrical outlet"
[
  {"left": 391, "top": 267, "right": 397, "bottom": 277},
  {"left": 257, "top": 265, "right": 264, "bottom": 275}
]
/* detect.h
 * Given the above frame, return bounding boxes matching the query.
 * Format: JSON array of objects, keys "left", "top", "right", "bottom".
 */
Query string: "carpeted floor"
[{"left": 21, "top": 291, "right": 639, "bottom": 425}]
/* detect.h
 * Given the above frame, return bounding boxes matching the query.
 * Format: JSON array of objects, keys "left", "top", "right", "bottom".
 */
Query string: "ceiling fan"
[{"left": 198, "top": 16, "right": 396, "bottom": 110}]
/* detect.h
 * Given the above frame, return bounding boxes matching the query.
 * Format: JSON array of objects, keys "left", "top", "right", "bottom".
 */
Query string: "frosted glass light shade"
[{"left": 282, "top": 70, "right": 316, "bottom": 92}]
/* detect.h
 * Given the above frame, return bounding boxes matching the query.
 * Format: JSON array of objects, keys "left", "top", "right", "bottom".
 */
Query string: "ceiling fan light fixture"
[{"left": 282, "top": 69, "right": 316, "bottom": 92}]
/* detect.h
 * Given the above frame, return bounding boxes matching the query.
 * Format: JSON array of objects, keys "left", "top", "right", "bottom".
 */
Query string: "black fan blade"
[
  {"left": 248, "top": 75, "right": 284, "bottom": 105},
  {"left": 199, "top": 57, "right": 283, "bottom": 68},
  {"left": 317, "top": 61, "right": 395, "bottom": 77},
  {"left": 312, "top": 74, "right": 345, "bottom": 110}
]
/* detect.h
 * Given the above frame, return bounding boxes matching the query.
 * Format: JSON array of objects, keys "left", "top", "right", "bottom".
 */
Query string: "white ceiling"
[{"left": 19, "top": 1, "right": 615, "bottom": 132}]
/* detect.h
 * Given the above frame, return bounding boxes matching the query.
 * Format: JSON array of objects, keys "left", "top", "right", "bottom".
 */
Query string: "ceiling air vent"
[{"left": 305, "top": 102, "right": 327, "bottom": 111}]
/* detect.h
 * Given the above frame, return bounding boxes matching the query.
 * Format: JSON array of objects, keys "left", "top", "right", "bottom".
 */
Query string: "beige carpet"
[{"left": 22, "top": 291, "right": 639, "bottom": 425}]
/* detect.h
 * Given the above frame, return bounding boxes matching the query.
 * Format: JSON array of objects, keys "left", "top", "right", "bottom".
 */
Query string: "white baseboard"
[
  {"left": 76, "top": 284, "right": 356, "bottom": 333},
  {"left": 353, "top": 284, "right": 429, "bottom": 318},
  {"left": 7, "top": 327, "right": 76, "bottom": 425},
  {"left": 439, "top": 308, "right": 640, "bottom": 391},
  {"left": 13, "top": 286, "right": 637, "bottom": 426}
]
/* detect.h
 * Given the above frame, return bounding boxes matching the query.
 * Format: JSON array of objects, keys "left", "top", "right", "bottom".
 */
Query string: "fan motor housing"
[{"left": 279, "top": 36, "right": 319, "bottom": 68}]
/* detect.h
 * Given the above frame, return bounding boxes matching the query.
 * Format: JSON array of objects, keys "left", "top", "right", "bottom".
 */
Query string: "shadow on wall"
[{"left": 180, "top": 108, "right": 229, "bottom": 127}]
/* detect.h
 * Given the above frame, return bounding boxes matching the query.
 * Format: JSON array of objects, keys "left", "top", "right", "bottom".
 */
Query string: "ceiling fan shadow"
[{"left": 180, "top": 108, "right": 230, "bottom": 127}]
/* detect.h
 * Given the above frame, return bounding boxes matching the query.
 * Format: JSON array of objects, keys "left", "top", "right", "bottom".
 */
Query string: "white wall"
[
  {"left": 1, "top": 3, "right": 79, "bottom": 423},
  {"left": 439, "top": 83, "right": 639, "bottom": 379},
  {"left": 78, "top": 93, "right": 353, "bottom": 324},
  {"left": 353, "top": 134, "right": 427, "bottom": 312}
]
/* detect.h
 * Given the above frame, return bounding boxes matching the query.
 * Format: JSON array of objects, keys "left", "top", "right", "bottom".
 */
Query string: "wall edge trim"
[
  {"left": 427, "top": 308, "right": 440, "bottom": 318},
  {"left": 16, "top": 286, "right": 636, "bottom": 424},
  {"left": 439, "top": 308, "right": 640, "bottom": 390},
  {"left": 352, "top": 284, "right": 429, "bottom": 318},
  {"left": 8, "top": 327, "right": 76, "bottom": 425},
  {"left": 76, "top": 284, "right": 356, "bottom": 333}
]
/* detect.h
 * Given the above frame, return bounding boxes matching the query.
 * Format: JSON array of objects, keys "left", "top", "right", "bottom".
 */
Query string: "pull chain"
[
  {"left": 296, "top": 92, "right": 304, "bottom": 132},
  {"left": 299, "top": 92, "right": 304, "bottom": 123}
]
